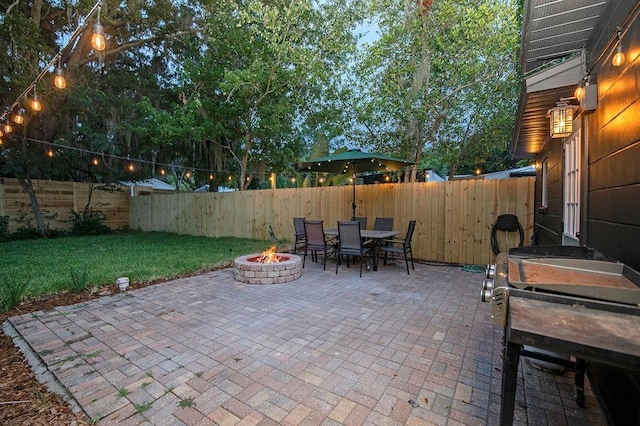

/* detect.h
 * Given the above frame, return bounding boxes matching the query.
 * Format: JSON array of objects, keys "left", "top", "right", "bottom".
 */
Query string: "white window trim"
[{"left": 563, "top": 128, "right": 581, "bottom": 245}]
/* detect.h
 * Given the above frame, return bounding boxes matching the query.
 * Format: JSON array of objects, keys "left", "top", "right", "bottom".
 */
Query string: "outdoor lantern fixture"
[
  {"left": 548, "top": 101, "right": 576, "bottom": 138},
  {"left": 91, "top": 6, "right": 107, "bottom": 51},
  {"left": 612, "top": 30, "right": 625, "bottom": 67},
  {"left": 54, "top": 57, "right": 66, "bottom": 89}
]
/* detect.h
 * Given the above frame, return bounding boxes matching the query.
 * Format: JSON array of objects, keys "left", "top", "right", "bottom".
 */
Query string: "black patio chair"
[
  {"left": 374, "top": 217, "right": 394, "bottom": 231},
  {"left": 351, "top": 216, "right": 367, "bottom": 230},
  {"left": 379, "top": 220, "right": 416, "bottom": 275},
  {"left": 335, "top": 221, "right": 371, "bottom": 277},
  {"left": 303, "top": 220, "right": 332, "bottom": 270},
  {"left": 293, "top": 217, "right": 306, "bottom": 254}
]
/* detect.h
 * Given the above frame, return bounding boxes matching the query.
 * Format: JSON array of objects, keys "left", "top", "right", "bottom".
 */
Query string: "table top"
[
  {"left": 324, "top": 228, "right": 399, "bottom": 239},
  {"left": 508, "top": 296, "right": 640, "bottom": 369}
]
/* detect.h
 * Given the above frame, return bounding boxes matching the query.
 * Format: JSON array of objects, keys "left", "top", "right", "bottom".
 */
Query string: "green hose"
[{"left": 462, "top": 264, "right": 486, "bottom": 273}]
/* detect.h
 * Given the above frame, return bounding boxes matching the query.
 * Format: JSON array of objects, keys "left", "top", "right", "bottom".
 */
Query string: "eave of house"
[{"left": 512, "top": 0, "right": 609, "bottom": 159}]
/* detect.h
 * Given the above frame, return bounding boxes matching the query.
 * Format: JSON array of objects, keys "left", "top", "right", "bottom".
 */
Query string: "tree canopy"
[{"left": 1, "top": 0, "right": 522, "bottom": 203}]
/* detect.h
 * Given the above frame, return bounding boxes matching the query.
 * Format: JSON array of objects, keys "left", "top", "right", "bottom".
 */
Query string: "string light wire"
[{"left": 0, "top": 0, "right": 104, "bottom": 122}]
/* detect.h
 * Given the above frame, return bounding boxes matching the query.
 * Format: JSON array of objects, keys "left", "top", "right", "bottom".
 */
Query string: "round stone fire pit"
[{"left": 234, "top": 253, "right": 302, "bottom": 284}]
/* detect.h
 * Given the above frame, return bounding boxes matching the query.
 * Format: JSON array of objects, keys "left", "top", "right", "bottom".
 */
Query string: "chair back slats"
[
  {"left": 374, "top": 217, "right": 393, "bottom": 231},
  {"left": 304, "top": 220, "right": 326, "bottom": 249},
  {"left": 294, "top": 217, "right": 305, "bottom": 237},
  {"left": 351, "top": 216, "right": 367, "bottom": 230},
  {"left": 337, "top": 221, "right": 362, "bottom": 252},
  {"left": 404, "top": 220, "right": 416, "bottom": 247}
]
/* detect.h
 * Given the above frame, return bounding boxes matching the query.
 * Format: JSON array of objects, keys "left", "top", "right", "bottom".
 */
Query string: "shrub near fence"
[
  {"left": 0, "top": 178, "right": 130, "bottom": 233},
  {"left": 130, "top": 177, "right": 534, "bottom": 266}
]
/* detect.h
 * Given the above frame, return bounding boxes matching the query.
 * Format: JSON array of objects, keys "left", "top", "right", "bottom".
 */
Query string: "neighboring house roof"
[
  {"left": 454, "top": 165, "right": 536, "bottom": 180},
  {"left": 121, "top": 178, "right": 176, "bottom": 190},
  {"left": 194, "top": 184, "right": 238, "bottom": 193},
  {"left": 482, "top": 166, "right": 536, "bottom": 180}
]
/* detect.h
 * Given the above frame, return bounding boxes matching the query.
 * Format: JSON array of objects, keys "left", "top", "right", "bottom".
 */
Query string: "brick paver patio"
[{"left": 4, "top": 258, "right": 606, "bottom": 425}]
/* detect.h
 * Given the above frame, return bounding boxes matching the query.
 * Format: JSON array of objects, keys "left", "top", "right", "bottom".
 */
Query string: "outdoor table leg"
[
  {"left": 500, "top": 340, "right": 521, "bottom": 426},
  {"left": 575, "top": 358, "right": 586, "bottom": 407}
]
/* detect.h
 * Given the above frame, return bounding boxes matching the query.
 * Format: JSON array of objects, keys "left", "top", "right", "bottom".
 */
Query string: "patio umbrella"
[{"left": 299, "top": 149, "right": 414, "bottom": 219}]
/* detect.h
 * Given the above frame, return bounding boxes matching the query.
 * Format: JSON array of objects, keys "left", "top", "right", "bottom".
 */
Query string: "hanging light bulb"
[
  {"left": 91, "top": 6, "right": 107, "bottom": 51},
  {"left": 31, "top": 88, "right": 42, "bottom": 112},
  {"left": 54, "top": 57, "right": 66, "bottom": 89},
  {"left": 3, "top": 122, "right": 13, "bottom": 134},
  {"left": 12, "top": 108, "right": 25, "bottom": 125},
  {"left": 612, "top": 30, "right": 625, "bottom": 67},
  {"left": 92, "top": 158, "right": 99, "bottom": 166},
  {"left": 47, "top": 149, "right": 55, "bottom": 157}
]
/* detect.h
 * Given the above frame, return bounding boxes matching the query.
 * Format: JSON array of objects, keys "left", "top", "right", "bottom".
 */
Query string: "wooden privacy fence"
[
  {"left": 130, "top": 177, "right": 534, "bottom": 265},
  {"left": 0, "top": 178, "right": 130, "bottom": 232}
]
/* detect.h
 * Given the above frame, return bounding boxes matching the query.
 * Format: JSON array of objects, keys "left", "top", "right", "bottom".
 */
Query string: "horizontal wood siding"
[
  {"left": 0, "top": 178, "right": 129, "bottom": 233},
  {"left": 130, "top": 178, "right": 534, "bottom": 265}
]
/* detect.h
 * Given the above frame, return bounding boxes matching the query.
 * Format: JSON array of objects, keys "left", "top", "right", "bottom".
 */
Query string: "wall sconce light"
[
  {"left": 548, "top": 101, "right": 577, "bottom": 138},
  {"left": 612, "top": 30, "right": 625, "bottom": 67},
  {"left": 91, "top": 6, "right": 107, "bottom": 51},
  {"left": 54, "top": 57, "right": 66, "bottom": 89}
]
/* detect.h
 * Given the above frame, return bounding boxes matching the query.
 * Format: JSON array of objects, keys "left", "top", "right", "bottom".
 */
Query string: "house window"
[
  {"left": 541, "top": 158, "right": 548, "bottom": 209},
  {"left": 564, "top": 129, "right": 580, "bottom": 241}
]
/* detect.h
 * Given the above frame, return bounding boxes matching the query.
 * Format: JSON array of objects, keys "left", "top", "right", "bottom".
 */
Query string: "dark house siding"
[
  {"left": 582, "top": 5, "right": 640, "bottom": 424},
  {"left": 534, "top": 141, "right": 563, "bottom": 245},
  {"left": 527, "top": 2, "right": 640, "bottom": 423}
]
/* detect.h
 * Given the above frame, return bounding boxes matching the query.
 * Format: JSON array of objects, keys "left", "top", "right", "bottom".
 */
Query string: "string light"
[
  {"left": 612, "top": 29, "right": 625, "bottom": 67},
  {"left": 91, "top": 5, "right": 107, "bottom": 51},
  {"left": 0, "top": 135, "right": 266, "bottom": 181},
  {"left": 54, "top": 57, "right": 66, "bottom": 89},
  {"left": 0, "top": 0, "right": 106, "bottom": 123},
  {"left": 3, "top": 122, "right": 13, "bottom": 134},
  {"left": 31, "top": 88, "right": 42, "bottom": 112},
  {"left": 12, "top": 108, "right": 25, "bottom": 125}
]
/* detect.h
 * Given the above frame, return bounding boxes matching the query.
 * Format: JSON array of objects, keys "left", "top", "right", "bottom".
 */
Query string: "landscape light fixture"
[
  {"left": 612, "top": 30, "right": 625, "bottom": 67},
  {"left": 91, "top": 6, "right": 107, "bottom": 51},
  {"left": 54, "top": 57, "right": 66, "bottom": 89}
]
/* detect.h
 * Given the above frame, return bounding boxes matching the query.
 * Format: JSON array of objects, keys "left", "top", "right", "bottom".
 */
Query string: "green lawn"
[{"left": 0, "top": 232, "right": 275, "bottom": 298}]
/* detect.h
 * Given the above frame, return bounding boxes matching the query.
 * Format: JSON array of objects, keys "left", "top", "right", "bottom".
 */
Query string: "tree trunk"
[{"left": 16, "top": 175, "right": 47, "bottom": 237}]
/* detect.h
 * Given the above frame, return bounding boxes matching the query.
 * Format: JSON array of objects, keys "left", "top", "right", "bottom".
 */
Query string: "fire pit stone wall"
[{"left": 234, "top": 253, "right": 303, "bottom": 284}]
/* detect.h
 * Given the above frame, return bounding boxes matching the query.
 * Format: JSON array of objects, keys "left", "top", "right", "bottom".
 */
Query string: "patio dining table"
[{"left": 324, "top": 228, "right": 400, "bottom": 271}]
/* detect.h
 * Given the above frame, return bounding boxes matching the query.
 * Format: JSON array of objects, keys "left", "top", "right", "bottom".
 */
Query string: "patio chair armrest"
[{"left": 381, "top": 238, "right": 404, "bottom": 245}]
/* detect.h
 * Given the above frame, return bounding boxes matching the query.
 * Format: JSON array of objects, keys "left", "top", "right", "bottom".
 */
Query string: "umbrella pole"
[{"left": 351, "top": 173, "right": 356, "bottom": 220}]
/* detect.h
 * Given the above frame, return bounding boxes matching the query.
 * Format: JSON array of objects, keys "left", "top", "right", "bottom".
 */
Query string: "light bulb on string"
[
  {"left": 91, "top": 6, "right": 107, "bottom": 51},
  {"left": 31, "top": 88, "right": 42, "bottom": 112},
  {"left": 3, "top": 122, "right": 13, "bottom": 134},
  {"left": 47, "top": 149, "right": 55, "bottom": 157},
  {"left": 13, "top": 108, "right": 25, "bottom": 125},
  {"left": 92, "top": 158, "right": 99, "bottom": 166},
  {"left": 612, "top": 30, "right": 625, "bottom": 67},
  {"left": 54, "top": 57, "right": 66, "bottom": 89}
]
